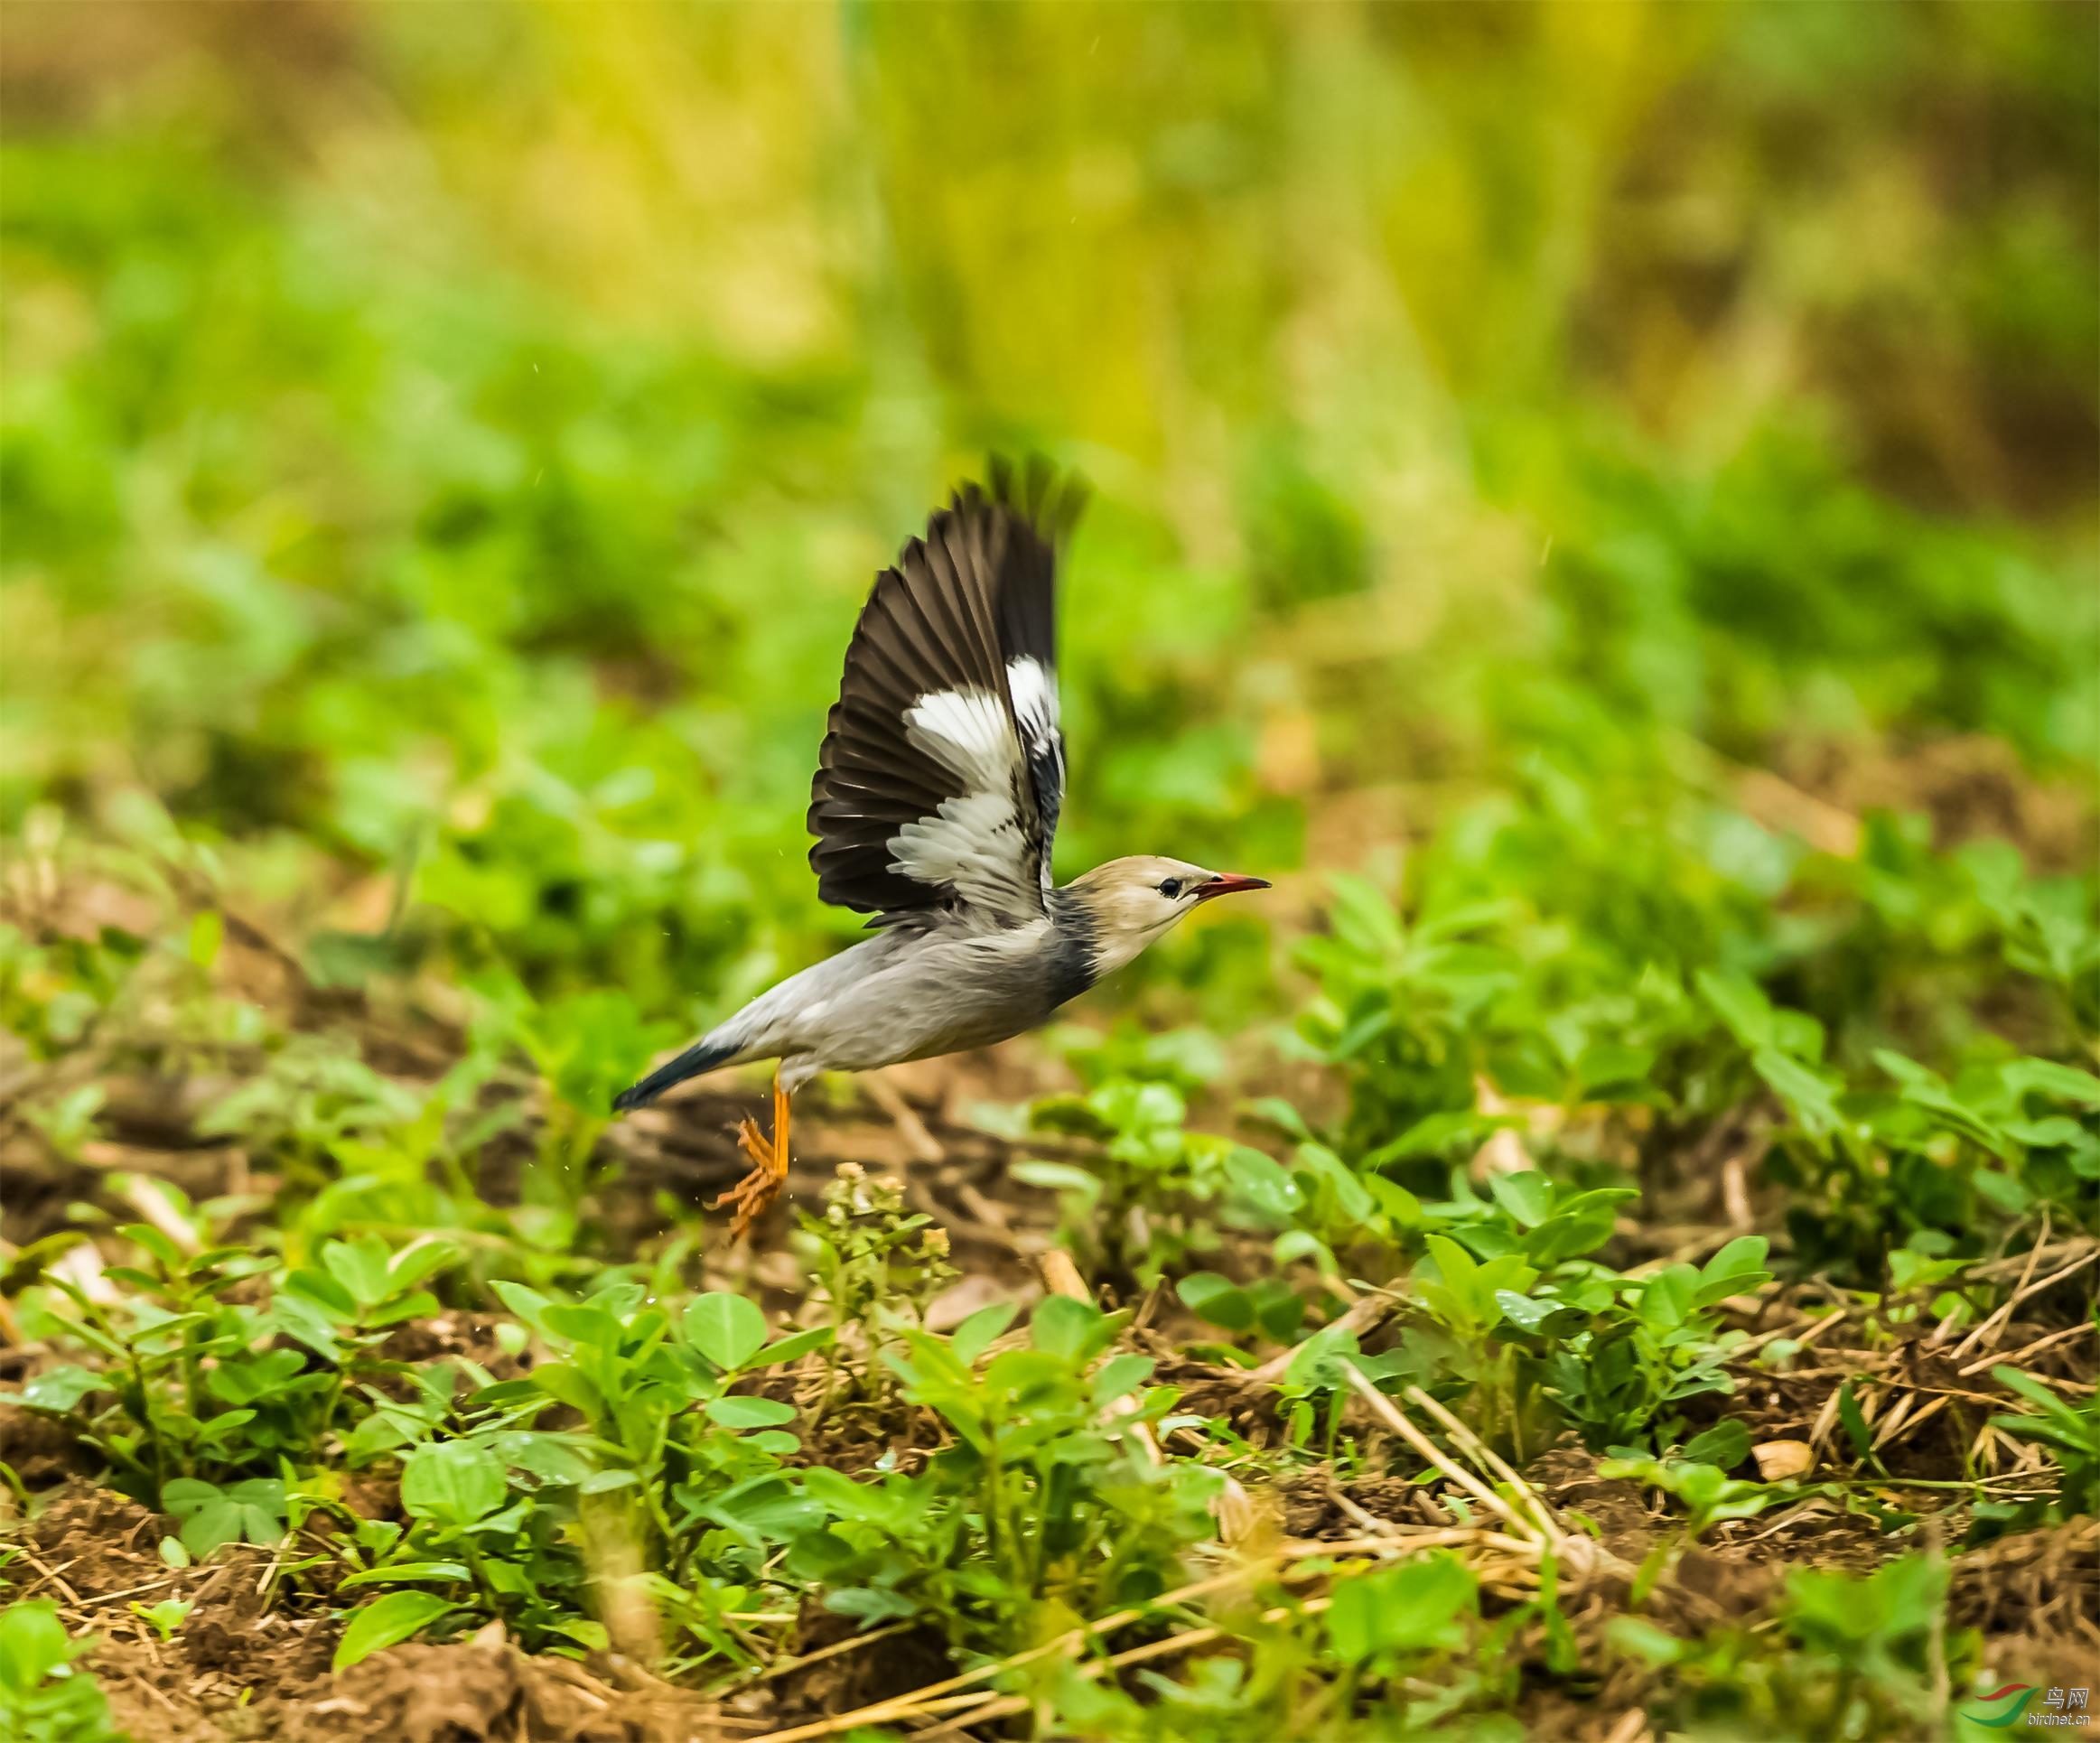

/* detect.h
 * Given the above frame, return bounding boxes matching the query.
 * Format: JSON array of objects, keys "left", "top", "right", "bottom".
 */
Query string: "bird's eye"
[{"left": 1159, "top": 879, "right": 1182, "bottom": 899}]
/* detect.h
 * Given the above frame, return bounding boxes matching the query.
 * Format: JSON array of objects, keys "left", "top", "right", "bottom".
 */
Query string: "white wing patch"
[
  {"left": 1005, "top": 657, "right": 1058, "bottom": 747},
  {"left": 889, "top": 685, "right": 1038, "bottom": 918},
  {"left": 903, "top": 687, "right": 1015, "bottom": 792},
  {"left": 1006, "top": 657, "right": 1062, "bottom": 897}
]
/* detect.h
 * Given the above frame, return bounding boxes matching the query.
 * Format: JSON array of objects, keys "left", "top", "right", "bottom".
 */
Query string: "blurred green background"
[{"left": 5, "top": 0, "right": 2095, "bottom": 1041}]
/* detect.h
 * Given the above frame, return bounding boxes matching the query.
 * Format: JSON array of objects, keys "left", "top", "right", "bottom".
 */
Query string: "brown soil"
[{"left": 286, "top": 1634, "right": 717, "bottom": 1743}]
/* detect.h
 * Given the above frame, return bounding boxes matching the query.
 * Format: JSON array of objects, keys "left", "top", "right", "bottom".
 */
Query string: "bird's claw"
[
  {"left": 713, "top": 1116, "right": 786, "bottom": 1239},
  {"left": 733, "top": 1115, "right": 774, "bottom": 1173}
]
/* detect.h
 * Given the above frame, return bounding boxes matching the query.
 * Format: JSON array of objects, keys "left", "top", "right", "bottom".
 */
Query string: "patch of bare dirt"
[
  {"left": 1535, "top": 1445, "right": 1662, "bottom": 1568},
  {"left": 1787, "top": 732, "right": 2099, "bottom": 874},
  {"left": 11, "top": 1487, "right": 333, "bottom": 1741},
  {"left": 285, "top": 1634, "right": 712, "bottom": 1743},
  {"left": 1950, "top": 1517, "right": 2100, "bottom": 1639},
  {"left": 0, "top": 1398, "right": 93, "bottom": 1486},
  {"left": 762, "top": 1608, "right": 954, "bottom": 1728},
  {"left": 24, "top": 1484, "right": 170, "bottom": 1599}
]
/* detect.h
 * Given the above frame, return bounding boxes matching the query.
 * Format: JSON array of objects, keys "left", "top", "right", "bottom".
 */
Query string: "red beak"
[{"left": 1193, "top": 872, "right": 1272, "bottom": 902}]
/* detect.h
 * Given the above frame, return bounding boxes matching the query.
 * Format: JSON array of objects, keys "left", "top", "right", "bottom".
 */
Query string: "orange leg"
[{"left": 712, "top": 1073, "right": 791, "bottom": 1239}]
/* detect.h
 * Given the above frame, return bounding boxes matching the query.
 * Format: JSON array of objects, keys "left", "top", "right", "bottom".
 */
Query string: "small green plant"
[
  {"left": 8, "top": 1225, "right": 288, "bottom": 1502},
  {"left": 320, "top": 1279, "right": 836, "bottom": 1662},
  {"left": 796, "top": 1163, "right": 956, "bottom": 1412},
  {"left": 129, "top": 1596, "right": 191, "bottom": 1641},
  {"left": 0, "top": 1600, "right": 123, "bottom": 1743},
  {"left": 1537, "top": 1235, "right": 1773, "bottom": 1455},
  {"left": 6, "top": 1229, "right": 469, "bottom": 1506},
  {"left": 1022, "top": 1077, "right": 1295, "bottom": 1286},
  {"left": 1325, "top": 1552, "right": 1481, "bottom": 1715},
  {"left": 1609, "top": 1553, "right": 1967, "bottom": 1741},
  {"left": 331, "top": 1436, "right": 600, "bottom": 1660},
  {"left": 201, "top": 1036, "right": 425, "bottom": 1187},
  {"left": 162, "top": 1476, "right": 289, "bottom": 1557},
  {"left": 1780, "top": 1555, "right": 1959, "bottom": 1738},
  {"left": 1597, "top": 1451, "right": 1778, "bottom": 1541},
  {"left": 789, "top": 1296, "right": 1220, "bottom": 1654}
]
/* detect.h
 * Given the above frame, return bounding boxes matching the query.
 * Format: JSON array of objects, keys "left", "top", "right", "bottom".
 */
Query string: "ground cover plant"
[{"left": 3, "top": 5, "right": 2096, "bottom": 1740}]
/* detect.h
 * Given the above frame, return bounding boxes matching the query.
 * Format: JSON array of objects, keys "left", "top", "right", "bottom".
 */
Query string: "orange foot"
[{"left": 712, "top": 1077, "right": 791, "bottom": 1240}]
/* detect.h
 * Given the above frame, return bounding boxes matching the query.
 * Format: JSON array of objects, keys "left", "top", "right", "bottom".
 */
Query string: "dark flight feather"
[{"left": 807, "top": 461, "right": 1084, "bottom": 925}]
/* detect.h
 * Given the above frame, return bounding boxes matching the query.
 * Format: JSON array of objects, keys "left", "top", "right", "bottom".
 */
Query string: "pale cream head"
[{"left": 1065, "top": 856, "right": 1271, "bottom": 977}]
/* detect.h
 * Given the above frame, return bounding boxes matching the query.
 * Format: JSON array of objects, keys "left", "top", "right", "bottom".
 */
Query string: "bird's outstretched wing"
[{"left": 808, "top": 458, "right": 1085, "bottom": 927}]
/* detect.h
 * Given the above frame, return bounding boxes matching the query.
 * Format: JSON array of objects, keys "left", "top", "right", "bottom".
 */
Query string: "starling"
[{"left": 613, "top": 460, "right": 1269, "bottom": 1233}]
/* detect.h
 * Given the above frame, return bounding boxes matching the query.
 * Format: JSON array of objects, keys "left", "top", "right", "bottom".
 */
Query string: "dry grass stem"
[{"left": 1341, "top": 1366, "right": 1545, "bottom": 1545}]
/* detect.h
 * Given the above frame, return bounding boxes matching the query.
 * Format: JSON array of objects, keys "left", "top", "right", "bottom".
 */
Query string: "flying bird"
[{"left": 612, "top": 460, "right": 1270, "bottom": 1234}]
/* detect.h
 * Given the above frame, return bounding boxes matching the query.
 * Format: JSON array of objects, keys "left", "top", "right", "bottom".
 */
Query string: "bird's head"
[{"left": 1064, "top": 856, "right": 1272, "bottom": 976}]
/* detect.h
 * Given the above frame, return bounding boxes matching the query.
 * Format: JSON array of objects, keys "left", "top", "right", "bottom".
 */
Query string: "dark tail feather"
[{"left": 612, "top": 1037, "right": 738, "bottom": 1113}]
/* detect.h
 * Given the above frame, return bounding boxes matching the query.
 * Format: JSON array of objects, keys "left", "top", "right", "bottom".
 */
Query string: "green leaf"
[
  {"left": 1242, "top": 1097, "right": 1313, "bottom": 1142},
  {"left": 1639, "top": 1267, "right": 1697, "bottom": 1332},
  {"left": 529, "top": 1361, "right": 604, "bottom": 1421},
  {"left": 337, "top": 1562, "right": 471, "bottom": 1589},
  {"left": 1606, "top": 1617, "right": 1685, "bottom": 1667},
  {"left": 162, "top": 1477, "right": 286, "bottom": 1557},
  {"left": 1973, "top": 1170, "right": 2031, "bottom": 1215},
  {"left": 1835, "top": 1380, "right": 1878, "bottom": 1468},
  {"left": 118, "top": 1221, "right": 184, "bottom": 1272},
  {"left": 1489, "top": 1171, "right": 1554, "bottom": 1229},
  {"left": 1031, "top": 1294, "right": 1103, "bottom": 1361},
  {"left": 685, "top": 1293, "right": 769, "bottom": 1372},
  {"left": 400, "top": 1440, "right": 507, "bottom": 1526},
  {"left": 1684, "top": 1419, "right": 1751, "bottom": 1469},
  {"left": 490, "top": 1280, "right": 554, "bottom": 1334},
  {"left": 386, "top": 1239, "right": 460, "bottom": 1294},
  {"left": 826, "top": 1586, "right": 919, "bottom": 1625},
  {"left": 2002, "top": 1058, "right": 2100, "bottom": 1108},
  {"left": 1221, "top": 1146, "right": 1300, "bottom": 1224},
  {"left": 16, "top": 1365, "right": 105, "bottom": 1413},
  {"left": 951, "top": 1301, "right": 1019, "bottom": 1367},
  {"left": 1576, "top": 1042, "right": 1656, "bottom": 1097},
  {"left": 0, "top": 1599, "right": 76, "bottom": 1694},
  {"left": 1494, "top": 1289, "right": 1561, "bottom": 1332},
  {"left": 1423, "top": 1233, "right": 1479, "bottom": 1292},
  {"left": 1177, "top": 1272, "right": 1255, "bottom": 1333},
  {"left": 1523, "top": 1188, "right": 1632, "bottom": 1265},
  {"left": 1697, "top": 970, "right": 1774, "bottom": 1051},
  {"left": 1693, "top": 1236, "right": 1771, "bottom": 1308},
  {"left": 322, "top": 1235, "right": 392, "bottom": 1308},
  {"left": 1988, "top": 1366, "right": 2096, "bottom": 1453},
  {"left": 1092, "top": 1353, "right": 1155, "bottom": 1406},
  {"left": 281, "top": 1267, "right": 358, "bottom": 1321},
  {"left": 1010, "top": 1160, "right": 1105, "bottom": 1202},
  {"left": 1283, "top": 1325, "right": 1360, "bottom": 1393},
  {"left": 1752, "top": 1048, "right": 1844, "bottom": 1142},
  {"left": 1326, "top": 1552, "right": 1477, "bottom": 1665},
  {"left": 332, "top": 1591, "right": 458, "bottom": 1672},
  {"left": 753, "top": 1325, "right": 833, "bottom": 1368},
  {"left": 705, "top": 1394, "right": 798, "bottom": 1430}
]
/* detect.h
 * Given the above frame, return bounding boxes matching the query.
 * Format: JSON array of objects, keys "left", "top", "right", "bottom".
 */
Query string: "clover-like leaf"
[{"left": 684, "top": 1293, "right": 768, "bottom": 1373}]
